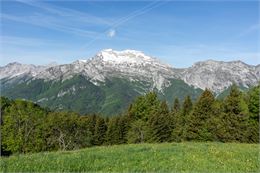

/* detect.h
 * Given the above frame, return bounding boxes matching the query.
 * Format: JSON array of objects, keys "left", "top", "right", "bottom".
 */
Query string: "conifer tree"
[
  {"left": 93, "top": 117, "right": 107, "bottom": 145},
  {"left": 128, "top": 92, "right": 160, "bottom": 121},
  {"left": 148, "top": 100, "right": 172, "bottom": 142},
  {"left": 126, "top": 92, "right": 160, "bottom": 143},
  {"left": 84, "top": 114, "right": 97, "bottom": 145},
  {"left": 88, "top": 114, "right": 97, "bottom": 136},
  {"left": 246, "top": 84, "right": 259, "bottom": 143},
  {"left": 117, "top": 115, "right": 130, "bottom": 144},
  {"left": 172, "top": 98, "right": 180, "bottom": 113},
  {"left": 222, "top": 85, "right": 250, "bottom": 142},
  {"left": 247, "top": 84, "right": 260, "bottom": 120},
  {"left": 106, "top": 117, "right": 120, "bottom": 145},
  {"left": 172, "top": 96, "right": 192, "bottom": 142},
  {"left": 182, "top": 95, "right": 193, "bottom": 116},
  {"left": 127, "top": 119, "right": 148, "bottom": 143},
  {"left": 185, "top": 89, "right": 216, "bottom": 141}
]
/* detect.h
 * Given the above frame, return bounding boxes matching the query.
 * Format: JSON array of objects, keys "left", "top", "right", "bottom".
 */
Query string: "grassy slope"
[{"left": 1, "top": 142, "right": 259, "bottom": 172}]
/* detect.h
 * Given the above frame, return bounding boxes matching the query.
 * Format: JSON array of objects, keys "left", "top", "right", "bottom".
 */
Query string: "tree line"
[{"left": 1, "top": 84, "right": 259, "bottom": 156}]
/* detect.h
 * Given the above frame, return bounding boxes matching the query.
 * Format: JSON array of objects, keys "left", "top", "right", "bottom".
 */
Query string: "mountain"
[
  {"left": 1, "top": 49, "right": 259, "bottom": 115},
  {"left": 181, "top": 60, "right": 259, "bottom": 93},
  {"left": 29, "top": 49, "right": 176, "bottom": 91}
]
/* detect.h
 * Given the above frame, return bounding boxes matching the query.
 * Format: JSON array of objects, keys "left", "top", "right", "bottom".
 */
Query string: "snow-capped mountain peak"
[
  {"left": 86, "top": 49, "right": 176, "bottom": 91},
  {"left": 97, "top": 49, "right": 162, "bottom": 65}
]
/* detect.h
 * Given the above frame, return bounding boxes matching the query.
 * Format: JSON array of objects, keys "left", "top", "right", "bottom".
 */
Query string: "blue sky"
[{"left": 0, "top": 0, "right": 259, "bottom": 68}]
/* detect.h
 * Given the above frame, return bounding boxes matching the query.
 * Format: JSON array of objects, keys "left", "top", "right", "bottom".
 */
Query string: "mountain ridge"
[
  {"left": 1, "top": 49, "right": 259, "bottom": 93},
  {"left": 1, "top": 49, "right": 259, "bottom": 115}
]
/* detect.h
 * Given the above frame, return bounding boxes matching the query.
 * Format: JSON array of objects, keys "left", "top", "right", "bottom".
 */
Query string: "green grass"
[{"left": 1, "top": 142, "right": 259, "bottom": 172}]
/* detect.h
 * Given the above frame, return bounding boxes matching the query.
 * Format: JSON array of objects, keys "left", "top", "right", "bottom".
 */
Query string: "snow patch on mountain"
[{"left": 98, "top": 49, "right": 157, "bottom": 65}]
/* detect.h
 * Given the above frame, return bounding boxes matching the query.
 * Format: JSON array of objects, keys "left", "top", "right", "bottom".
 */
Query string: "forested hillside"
[
  {"left": 1, "top": 75, "right": 203, "bottom": 115},
  {"left": 1, "top": 84, "right": 259, "bottom": 155}
]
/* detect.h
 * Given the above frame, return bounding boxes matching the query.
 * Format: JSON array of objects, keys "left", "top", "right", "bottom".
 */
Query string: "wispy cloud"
[
  {"left": 16, "top": 0, "right": 112, "bottom": 26},
  {"left": 107, "top": 29, "right": 116, "bottom": 38},
  {"left": 80, "top": 1, "right": 167, "bottom": 49},
  {"left": 2, "top": 1, "right": 167, "bottom": 49},
  {"left": 2, "top": 13, "right": 100, "bottom": 38},
  {"left": 2, "top": 0, "right": 113, "bottom": 38},
  {"left": 0, "top": 35, "right": 67, "bottom": 48},
  {"left": 237, "top": 24, "right": 260, "bottom": 38}
]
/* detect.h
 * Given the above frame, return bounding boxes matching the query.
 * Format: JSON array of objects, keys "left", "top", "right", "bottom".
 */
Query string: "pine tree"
[
  {"left": 185, "top": 89, "right": 216, "bottom": 141},
  {"left": 172, "top": 98, "right": 180, "bottom": 113},
  {"left": 247, "top": 84, "right": 260, "bottom": 120},
  {"left": 106, "top": 117, "right": 120, "bottom": 145},
  {"left": 222, "top": 85, "right": 250, "bottom": 142},
  {"left": 172, "top": 96, "right": 192, "bottom": 142},
  {"left": 127, "top": 119, "right": 147, "bottom": 143},
  {"left": 88, "top": 114, "right": 97, "bottom": 136},
  {"left": 76, "top": 117, "right": 93, "bottom": 148},
  {"left": 223, "top": 85, "right": 248, "bottom": 142},
  {"left": 182, "top": 95, "right": 193, "bottom": 116},
  {"left": 93, "top": 117, "right": 107, "bottom": 145},
  {"left": 148, "top": 100, "right": 172, "bottom": 143},
  {"left": 246, "top": 84, "right": 259, "bottom": 143},
  {"left": 126, "top": 92, "right": 160, "bottom": 143},
  {"left": 209, "top": 99, "right": 226, "bottom": 141},
  {"left": 117, "top": 115, "right": 130, "bottom": 144},
  {"left": 128, "top": 92, "right": 160, "bottom": 121}
]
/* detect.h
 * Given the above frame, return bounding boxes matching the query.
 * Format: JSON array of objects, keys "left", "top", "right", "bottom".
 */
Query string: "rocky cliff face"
[{"left": 180, "top": 60, "right": 260, "bottom": 93}]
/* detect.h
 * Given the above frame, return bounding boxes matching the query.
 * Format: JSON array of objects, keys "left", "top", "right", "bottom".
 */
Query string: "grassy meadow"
[{"left": 0, "top": 142, "right": 259, "bottom": 172}]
